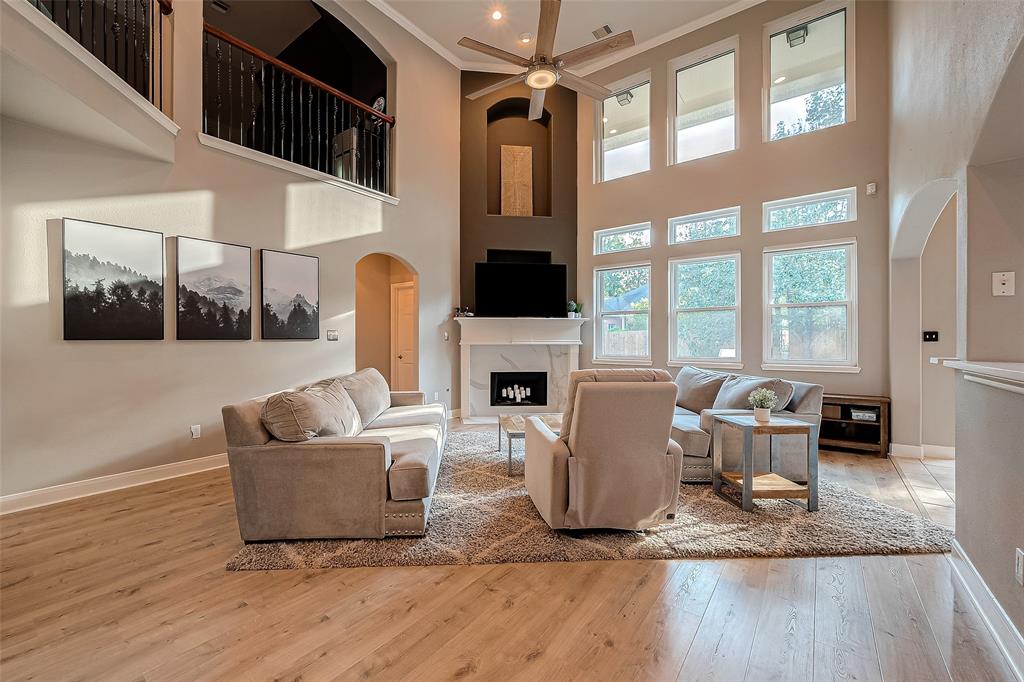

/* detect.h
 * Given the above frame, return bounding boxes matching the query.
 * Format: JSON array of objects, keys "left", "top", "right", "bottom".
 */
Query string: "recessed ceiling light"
[
  {"left": 602, "top": 116, "right": 608, "bottom": 123},
  {"left": 519, "top": 32, "right": 532, "bottom": 44},
  {"left": 608, "top": 129, "right": 617, "bottom": 134},
  {"left": 490, "top": 9, "right": 503, "bottom": 21},
  {"left": 774, "top": 75, "right": 787, "bottom": 84}
]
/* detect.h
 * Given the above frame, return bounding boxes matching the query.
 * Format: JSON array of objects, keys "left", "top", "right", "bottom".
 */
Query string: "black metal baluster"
[
  {"left": 202, "top": 30, "right": 208, "bottom": 133},
  {"left": 158, "top": 3, "right": 163, "bottom": 111},
  {"left": 239, "top": 47, "right": 244, "bottom": 145},
  {"left": 331, "top": 98, "right": 337, "bottom": 176},
  {"left": 316, "top": 89, "right": 321, "bottom": 172},
  {"left": 290, "top": 75, "right": 295, "bottom": 162},
  {"left": 112, "top": 0, "right": 120, "bottom": 79},
  {"left": 215, "top": 39, "right": 222, "bottom": 139},
  {"left": 249, "top": 54, "right": 257, "bottom": 151},
  {"left": 227, "top": 44, "right": 233, "bottom": 143},
  {"left": 280, "top": 70, "right": 286, "bottom": 159},
  {"left": 129, "top": 0, "right": 135, "bottom": 93},
  {"left": 306, "top": 86, "right": 313, "bottom": 170},
  {"left": 261, "top": 62, "right": 267, "bottom": 154},
  {"left": 103, "top": 0, "right": 108, "bottom": 71}
]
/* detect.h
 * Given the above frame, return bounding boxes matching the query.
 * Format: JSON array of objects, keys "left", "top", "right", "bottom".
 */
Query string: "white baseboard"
[
  {"left": 922, "top": 443, "right": 956, "bottom": 459},
  {"left": 949, "top": 540, "right": 1024, "bottom": 681},
  {"left": 0, "top": 453, "right": 228, "bottom": 516},
  {"left": 890, "top": 442, "right": 924, "bottom": 458}
]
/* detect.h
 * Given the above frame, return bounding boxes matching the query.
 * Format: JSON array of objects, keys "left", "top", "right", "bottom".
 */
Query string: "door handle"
[{"left": 397, "top": 354, "right": 404, "bottom": 360}]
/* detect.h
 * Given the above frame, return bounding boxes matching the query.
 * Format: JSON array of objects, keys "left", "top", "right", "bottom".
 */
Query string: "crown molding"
[{"left": 369, "top": 0, "right": 764, "bottom": 76}]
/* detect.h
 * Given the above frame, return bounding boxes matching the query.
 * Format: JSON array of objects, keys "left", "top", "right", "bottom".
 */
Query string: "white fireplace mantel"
[{"left": 456, "top": 317, "right": 587, "bottom": 422}]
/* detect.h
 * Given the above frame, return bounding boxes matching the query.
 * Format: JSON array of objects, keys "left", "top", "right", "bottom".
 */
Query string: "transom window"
[
  {"left": 767, "top": 3, "right": 851, "bottom": 141},
  {"left": 669, "top": 206, "right": 741, "bottom": 244},
  {"left": 670, "top": 38, "right": 738, "bottom": 164},
  {"left": 593, "top": 223, "right": 652, "bottom": 255},
  {"left": 670, "top": 254, "right": 740, "bottom": 363},
  {"left": 599, "top": 80, "right": 651, "bottom": 182},
  {"left": 764, "top": 241, "right": 857, "bottom": 369},
  {"left": 764, "top": 187, "right": 857, "bottom": 231},
  {"left": 594, "top": 264, "right": 651, "bottom": 361}
]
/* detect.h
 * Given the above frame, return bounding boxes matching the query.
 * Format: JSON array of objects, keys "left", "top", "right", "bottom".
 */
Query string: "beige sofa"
[
  {"left": 669, "top": 366, "right": 824, "bottom": 483},
  {"left": 524, "top": 369, "right": 683, "bottom": 530},
  {"left": 221, "top": 368, "right": 447, "bottom": 541}
]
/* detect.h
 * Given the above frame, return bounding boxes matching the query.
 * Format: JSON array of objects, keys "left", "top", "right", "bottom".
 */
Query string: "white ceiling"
[{"left": 370, "top": 0, "right": 762, "bottom": 76}]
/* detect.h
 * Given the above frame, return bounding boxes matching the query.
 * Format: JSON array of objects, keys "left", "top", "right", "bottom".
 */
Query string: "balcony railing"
[
  {"left": 26, "top": 0, "right": 172, "bottom": 114},
  {"left": 202, "top": 23, "right": 394, "bottom": 196}
]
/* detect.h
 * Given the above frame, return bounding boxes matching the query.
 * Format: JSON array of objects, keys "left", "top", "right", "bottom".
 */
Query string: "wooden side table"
[
  {"left": 711, "top": 414, "right": 819, "bottom": 512},
  {"left": 497, "top": 413, "right": 562, "bottom": 476}
]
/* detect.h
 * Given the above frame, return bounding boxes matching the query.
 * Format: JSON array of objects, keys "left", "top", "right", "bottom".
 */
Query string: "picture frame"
[
  {"left": 176, "top": 236, "right": 252, "bottom": 340},
  {"left": 259, "top": 249, "right": 319, "bottom": 340}
]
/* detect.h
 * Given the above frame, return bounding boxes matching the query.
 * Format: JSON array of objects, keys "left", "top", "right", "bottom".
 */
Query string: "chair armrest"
[
  {"left": 390, "top": 391, "right": 426, "bottom": 407},
  {"left": 227, "top": 437, "right": 392, "bottom": 540},
  {"left": 524, "top": 416, "right": 571, "bottom": 529}
]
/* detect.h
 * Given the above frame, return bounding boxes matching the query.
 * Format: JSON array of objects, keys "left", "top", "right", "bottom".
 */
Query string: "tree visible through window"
[
  {"left": 670, "top": 207, "right": 740, "bottom": 243},
  {"left": 671, "top": 255, "right": 739, "bottom": 362},
  {"left": 596, "top": 265, "right": 650, "bottom": 359},
  {"left": 764, "top": 187, "right": 856, "bottom": 231},
  {"left": 594, "top": 223, "right": 652, "bottom": 254}
]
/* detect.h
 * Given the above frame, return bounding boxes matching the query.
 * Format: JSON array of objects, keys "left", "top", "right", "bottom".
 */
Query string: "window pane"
[
  {"left": 601, "top": 313, "right": 650, "bottom": 357},
  {"left": 600, "top": 266, "right": 650, "bottom": 312},
  {"left": 677, "top": 310, "right": 737, "bottom": 359},
  {"left": 675, "top": 258, "right": 736, "bottom": 308},
  {"left": 676, "top": 51, "right": 735, "bottom": 163},
  {"left": 595, "top": 224, "right": 651, "bottom": 254},
  {"left": 602, "top": 82, "right": 651, "bottom": 181},
  {"left": 770, "top": 10, "right": 846, "bottom": 140},
  {"left": 670, "top": 209, "right": 739, "bottom": 243},
  {"left": 767, "top": 192, "right": 853, "bottom": 230},
  {"left": 769, "top": 305, "right": 848, "bottom": 362},
  {"left": 770, "top": 248, "right": 847, "bottom": 304}
]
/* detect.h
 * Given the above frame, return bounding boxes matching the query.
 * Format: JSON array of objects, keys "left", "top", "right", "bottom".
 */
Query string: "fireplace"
[{"left": 490, "top": 371, "right": 548, "bottom": 407}]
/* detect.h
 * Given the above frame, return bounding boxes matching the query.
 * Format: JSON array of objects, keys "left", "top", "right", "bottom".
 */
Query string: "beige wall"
[
  {"left": 920, "top": 197, "right": 957, "bottom": 449},
  {"left": 576, "top": 0, "right": 890, "bottom": 396},
  {"left": 0, "top": 0, "right": 461, "bottom": 496}
]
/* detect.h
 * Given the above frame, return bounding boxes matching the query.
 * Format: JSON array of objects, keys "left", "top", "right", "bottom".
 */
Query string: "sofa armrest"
[
  {"left": 524, "top": 416, "right": 571, "bottom": 529},
  {"left": 227, "top": 437, "right": 392, "bottom": 541},
  {"left": 390, "top": 391, "right": 426, "bottom": 407}
]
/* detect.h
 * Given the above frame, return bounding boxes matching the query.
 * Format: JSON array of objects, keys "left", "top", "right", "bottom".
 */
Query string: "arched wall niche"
[{"left": 485, "top": 97, "right": 552, "bottom": 217}]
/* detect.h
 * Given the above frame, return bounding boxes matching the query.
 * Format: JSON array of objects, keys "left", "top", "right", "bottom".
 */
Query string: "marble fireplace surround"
[{"left": 455, "top": 317, "right": 587, "bottom": 423}]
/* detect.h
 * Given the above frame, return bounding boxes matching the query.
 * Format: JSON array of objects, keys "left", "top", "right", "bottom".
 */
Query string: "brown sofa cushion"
[
  {"left": 673, "top": 366, "right": 729, "bottom": 413},
  {"left": 712, "top": 375, "right": 795, "bottom": 410},
  {"left": 260, "top": 379, "right": 362, "bottom": 442},
  {"left": 341, "top": 368, "right": 392, "bottom": 425}
]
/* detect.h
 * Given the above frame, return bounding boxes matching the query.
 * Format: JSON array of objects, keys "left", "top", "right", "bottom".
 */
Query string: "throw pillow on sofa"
[
  {"left": 673, "top": 366, "right": 730, "bottom": 413},
  {"left": 260, "top": 378, "right": 362, "bottom": 441},
  {"left": 340, "top": 367, "right": 392, "bottom": 425},
  {"left": 712, "top": 375, "right": 795, "bottom": 410}
]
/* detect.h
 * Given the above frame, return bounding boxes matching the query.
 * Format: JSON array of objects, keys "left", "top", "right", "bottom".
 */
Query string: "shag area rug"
[{"left": 227, "top": 431, "right": 952, "bottom": 570}]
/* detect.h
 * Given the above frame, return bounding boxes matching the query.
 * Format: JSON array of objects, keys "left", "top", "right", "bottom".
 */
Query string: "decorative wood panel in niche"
[{"left": 500, "top": 145, "right": 533, "bottom": 216}]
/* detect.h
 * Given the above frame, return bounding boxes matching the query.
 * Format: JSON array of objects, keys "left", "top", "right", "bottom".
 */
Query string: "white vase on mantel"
[{"left": 753, "top": 407, "right": 771, "bottom": 422}]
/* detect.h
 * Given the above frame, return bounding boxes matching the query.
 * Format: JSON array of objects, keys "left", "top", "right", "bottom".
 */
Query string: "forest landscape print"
[
  {"left": 260, "top": 249, "right": 319, "bottom": 340},
  {"left": 177, "top": 237, "right": 251, "bottom": 340},
  {"left": 63, "top": 219, "right": 163, "bottom": 340}
]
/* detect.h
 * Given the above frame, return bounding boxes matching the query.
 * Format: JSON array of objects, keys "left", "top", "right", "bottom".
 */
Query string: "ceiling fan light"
[
  {"left": 519, "top": 32, "right": 533, "bottom": 44},
  {"left": 490, "top": 9, "right": 503, "bottom": 21},
  {"left": 525, "top": 65, "right": 558, "bottom": 90}
]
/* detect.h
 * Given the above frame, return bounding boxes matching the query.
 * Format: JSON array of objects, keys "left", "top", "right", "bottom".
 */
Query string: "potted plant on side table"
[{"left": 748, "top": 387, "right": 779, "bottom": 422}]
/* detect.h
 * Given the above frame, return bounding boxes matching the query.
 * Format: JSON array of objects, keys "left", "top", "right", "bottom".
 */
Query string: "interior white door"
[{"left": 391, "top": 283, "right": 418, "bottom": 390}]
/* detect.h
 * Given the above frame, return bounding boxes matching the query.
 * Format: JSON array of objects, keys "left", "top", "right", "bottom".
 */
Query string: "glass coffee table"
[{"left": 497, "top": 413, "right": 562, "bottom": 476}]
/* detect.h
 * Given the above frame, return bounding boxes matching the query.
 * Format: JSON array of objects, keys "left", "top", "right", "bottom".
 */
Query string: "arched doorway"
[{"left": 355, "top": 254, "right": 418, "bottom": 390}]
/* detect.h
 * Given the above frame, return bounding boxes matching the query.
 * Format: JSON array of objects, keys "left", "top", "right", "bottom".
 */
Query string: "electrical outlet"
[
  {"left": 190, "top": 425, "right": 201, "bottom": 439},
  {"left": 326, "top": 330, "right": 339, "bottom": 341},
  {"left": 433, "top": 392, "right": 439, "bottom": 402},
  {"left": 992, "top": 271, "right": 1015, "bottom": 296},
  {"left": 1016, "top": 548, "right": 1023, "bottom": 587},
  {"left": 922, "top": 330, "right": 939, "bottom": 342}
]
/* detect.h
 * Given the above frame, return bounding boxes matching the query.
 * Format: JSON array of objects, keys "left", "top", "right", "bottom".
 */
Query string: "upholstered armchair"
[{"left": 524, "top": 369, "right": 683, "bottom": 531}]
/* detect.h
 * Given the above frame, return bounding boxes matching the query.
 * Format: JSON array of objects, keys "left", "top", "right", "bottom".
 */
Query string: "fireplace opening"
[{"left": 490, "top": 371, "right": 548, "bottom": 407}]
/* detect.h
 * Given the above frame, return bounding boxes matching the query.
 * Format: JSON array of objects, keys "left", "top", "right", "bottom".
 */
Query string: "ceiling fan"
[{"left": 459, "top": 0, "right": 635, "bottom": 120}]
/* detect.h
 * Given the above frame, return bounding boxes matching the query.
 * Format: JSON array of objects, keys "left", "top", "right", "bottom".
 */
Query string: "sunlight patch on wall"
[{"left": 285, "top": 182, "right": 383, "bottom": 249}]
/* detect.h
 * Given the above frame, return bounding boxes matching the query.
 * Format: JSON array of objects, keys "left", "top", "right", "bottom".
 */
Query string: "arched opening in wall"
[
  {"left": 486, "top": 98, "right": 552, "bottom": 217},
  {"left": 355, "top": 254, "right": 418, "bottom": 390}
]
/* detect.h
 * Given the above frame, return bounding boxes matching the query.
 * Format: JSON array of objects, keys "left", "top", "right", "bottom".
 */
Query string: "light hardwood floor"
[{"left": 0, "top": 422, "right": 1014, "bottom": 681}]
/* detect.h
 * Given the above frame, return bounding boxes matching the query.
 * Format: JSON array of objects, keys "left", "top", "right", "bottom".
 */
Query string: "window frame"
[
  {"left": 593, "top": 261, "right": 653, "bottom": 365},
  {"left": 762, "top": 238, "right": 859, "bottom": 373},
  {"left": 593, "top": 222, "right": 653, "bottom": 255},
  {"left": 668, "top": 206, "right": 742, "bottom": 245},
  {"left": 668, "top": 251, "right": 742, "bottom": 368},
  {"left": 666, "top": 35, "right": 740, "bottom": 166},
  {"left": 762, "top": 186, "right": 858, "bottom": 232},
  {"left": 762, "top": 0, "right": 857, "bottom": 143},
  {"left": 594, "top": 70, "right": 652, "bottom": 184}
]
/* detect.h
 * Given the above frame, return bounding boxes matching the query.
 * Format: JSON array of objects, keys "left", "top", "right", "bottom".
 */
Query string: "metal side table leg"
[
  {"left": 742, "top": 427, "right": 754, "bottom": 512},
  {"left": 807, "top": 424, "right": 819, "bottom": 511},
  {"left": 712, "top": 421, "right": 723, "bottom": 495}
]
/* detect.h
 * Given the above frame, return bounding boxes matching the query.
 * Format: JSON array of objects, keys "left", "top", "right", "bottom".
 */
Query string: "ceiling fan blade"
[
  {"left": 464, "top": 73, "right": 527, "bottom": 100},
  {"left": 556, "top": 71, "right": 612, "bottom": 101},
  {"left": 457, "top": 37, "right": 532, "bottom": 67},
  {"left": 528, "top": 88, "right": 546, "bottom": 120},
  {"left": 534, "top": 0, "right": 561, "bottom": 60},
  {"left": 554, "top": 31, "right": 635, "bottom": 68}
]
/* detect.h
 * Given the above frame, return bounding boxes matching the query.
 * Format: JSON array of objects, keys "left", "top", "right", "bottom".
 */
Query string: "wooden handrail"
[
  {"left": 157, "top": 0, "right": 172, "bottom": 16},
  {"left": 203, "top": 23, "right": 395, "bottom": 126}
]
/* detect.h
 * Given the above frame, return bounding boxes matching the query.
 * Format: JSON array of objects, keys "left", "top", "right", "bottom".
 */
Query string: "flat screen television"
[{"left": 475, "top": 262, "right": 567, "bottom": 317}]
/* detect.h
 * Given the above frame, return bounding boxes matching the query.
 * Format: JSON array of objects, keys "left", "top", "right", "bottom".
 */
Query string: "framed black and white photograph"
[
  {"left": 176, "top": 237, "right": 251, "bottom": 340},
  {"left": 260, "top": 249, "right": 319, "bottom": 340},
  {"left": 63, "top": 218, "right": 164, "bottom": 340}
]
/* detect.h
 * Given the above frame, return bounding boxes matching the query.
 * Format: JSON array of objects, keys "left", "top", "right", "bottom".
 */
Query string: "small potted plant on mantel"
[
  {"left": 748, "top": 388, "right": 779, "bottom": 422},
  {"left": 567, "top": 300, "right": 582, "bottom": 319}
]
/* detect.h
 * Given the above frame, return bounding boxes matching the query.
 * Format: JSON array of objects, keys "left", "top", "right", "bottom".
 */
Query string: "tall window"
[
  {"left": 594, "top": 223, "right": 652, "bottom": 255},
  {"left": 670, "top": 254, "right": 740, "bottom": 363},
  {"left": 600, "top": 80, "right": 651, "bottom": 182},
  {"left": 767, "top": 3, "right": 850, "bottom": 141},
  {"left": 669, "top": 206, "right": 741, "bottom": 244},
  {"left": 764, "top": 187, "right": 857, "bottom": 231},
  {"left": 764, "top": 241, "right": 857, "bottom": 368},
  {"left": 670, "top": 38, "right": 737, "bottom": 164},
  {"left": 595, "top": 264, "right": 651, "bottom": 361}
]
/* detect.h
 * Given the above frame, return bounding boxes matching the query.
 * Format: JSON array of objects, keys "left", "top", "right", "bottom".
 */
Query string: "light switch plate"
[
  {"left": 190, "top": 425, "right": 201, "bottom": 439},
  {"left": 326, "top": 330, "right": 339, "bottom": 341},
  {"left": 992, "top": 271, "right": 1015, "bottom": 296},
  {"left": 866, "top": 182, "right": 878, "bottom": 196},
  {"left": 1016, "top": 548, "right": 1023, "bottom": 586}
]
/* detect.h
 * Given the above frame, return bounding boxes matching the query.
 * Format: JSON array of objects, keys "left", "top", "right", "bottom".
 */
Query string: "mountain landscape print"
[
  {"left": 63, "top": 219, "right": 164, "bottom": 340},
  {"left": 177, "top": 237, "right": 251, "bottom": 340},
  {"left": 260, "top": 249, "right": 319, "bottom": 340}
]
